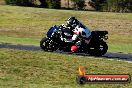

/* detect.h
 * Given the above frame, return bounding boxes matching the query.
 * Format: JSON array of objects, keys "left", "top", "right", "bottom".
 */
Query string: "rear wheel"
[{"left": 88, "top": 41, "right": 108, "bottom": 56}]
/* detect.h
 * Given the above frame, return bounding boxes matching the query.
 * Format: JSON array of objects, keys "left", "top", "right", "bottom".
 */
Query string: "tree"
[
  {"left": 39, "top": 0, "right": 47, "bottom": 7},
  {"left": 5, "top": 0, "right": 35, "bottom": 6},
  {"left": 118, "top": 0, "right": 132, "bottom": 12},
  {"left": 71, "top": 0, "right": 86, "bottom": 10},
  {"left": 46, "top": 0, "right": 61, "bottom": 9},
  {"left": 103, "top": 0, "right": 132, "bottom": 12},
  {"left": 67, "top": 0, "right": 70, "bottom": 8},
  {"left": 89, "top": 0, "right": 106, "bottom": 11}
]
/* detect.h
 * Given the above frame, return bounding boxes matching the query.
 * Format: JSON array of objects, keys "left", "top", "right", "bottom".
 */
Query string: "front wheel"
[
  {"left": 40, "top": 37, "right": 49, "bottom": 51},
  {"left": 40, "top": 37, "right": 59, "bottom": 51},
  {"left": 88, "top": 41, "right": 108, "bottom": 56}
]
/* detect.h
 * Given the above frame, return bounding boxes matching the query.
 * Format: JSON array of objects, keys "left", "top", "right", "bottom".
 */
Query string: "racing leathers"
[{"left": 72, "top": 24, "right": 91, "bottom": 48}]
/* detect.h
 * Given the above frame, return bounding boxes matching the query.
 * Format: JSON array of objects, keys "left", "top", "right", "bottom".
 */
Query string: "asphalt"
[{"left": 0, "top": 43, "right": 132, "bottom": 62}]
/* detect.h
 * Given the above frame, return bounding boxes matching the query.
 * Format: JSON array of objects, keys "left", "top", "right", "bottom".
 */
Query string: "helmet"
[
  {"left": 67, "top": 17, "right": 78, "bottom": 28},
  {"left": 71, "top": 45, "right": 78, "bottom": 52}
]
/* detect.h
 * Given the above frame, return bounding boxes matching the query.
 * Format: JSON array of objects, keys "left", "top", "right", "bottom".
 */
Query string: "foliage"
[
  {"left": 89, "top": 0, "right": 132, "bottom": 12},
  {"left": 5, "top": 0, "right": 35, "bottom": 6},
  {"left": 71, "top": 0, "right": 86, "bottom": 10},
  {"left": 46, "top": 0, "right": 61, "bottom": 9},
  {"left": 5, "top": 0, "right": 61, "bottom": 9},
  {"left": 89, "top": 0, "right": 106, "bottom": 11},
  {"left": 39, "top": 0, "right": 47, "bottom": 7},
  {"left": 105, "top": 0, "right": 132, "bottom": 12}
]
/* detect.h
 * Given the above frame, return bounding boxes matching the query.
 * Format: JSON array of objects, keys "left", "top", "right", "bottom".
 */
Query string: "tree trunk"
[{"left": 68, "top": 0, "right": 70, "bottom": 8}]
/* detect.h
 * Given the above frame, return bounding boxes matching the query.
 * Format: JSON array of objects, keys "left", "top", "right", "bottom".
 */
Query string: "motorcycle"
[{"left": 40, "top": 25, "right": 108, "bottom": 56}]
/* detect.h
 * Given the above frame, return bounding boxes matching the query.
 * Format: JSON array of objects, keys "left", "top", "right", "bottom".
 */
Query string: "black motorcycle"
[{"left": 40, "top": 25, "right": 108, "bottom": 56}]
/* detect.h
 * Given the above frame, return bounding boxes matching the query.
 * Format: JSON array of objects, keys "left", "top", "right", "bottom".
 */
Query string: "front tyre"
[{"left": 40, "top": 37, "right": 49, "bottom": 51}]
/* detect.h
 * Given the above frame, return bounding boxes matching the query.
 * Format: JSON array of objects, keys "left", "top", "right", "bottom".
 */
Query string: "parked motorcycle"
[{"left": 40, "top": 25, "right": 108, "bottom": 56}]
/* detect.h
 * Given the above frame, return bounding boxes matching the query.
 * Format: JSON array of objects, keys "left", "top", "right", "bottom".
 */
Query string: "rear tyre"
[{"left": 88, "top": 41, "right": 108, "bottom": 56}]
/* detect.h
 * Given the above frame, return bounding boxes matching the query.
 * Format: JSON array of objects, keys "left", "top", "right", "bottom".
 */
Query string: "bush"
[
  {"left": 5, "top": 0, "right": 61, "bottom": 9},
  {"left": 35, "top": 0, "right": 61, "bottom": 9},
  {"left": 46, "top": 0, "right": 61, "bottom": 9},
  {"left": 89, "top": 0, "right": 132, "bottom": 12},
  {"left": 39, "top": 0, "right": 47, "bottom": 7},
  {"left": 71, "top": 0, "right": 86, "bottom": 10},
  {"left": 89, "top": 0, "right": 106, "bottom": 11},
  {"left": 5, "top": 0, "right": 35, "bottom": 6},
  {"left": 103, "top": 0, "right": 132, "bottom": 12}
]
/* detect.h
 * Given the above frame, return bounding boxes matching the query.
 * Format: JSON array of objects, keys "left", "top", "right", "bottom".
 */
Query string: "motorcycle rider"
[{"left": 63, "top": 17, "right": 91, "bottom": 52}]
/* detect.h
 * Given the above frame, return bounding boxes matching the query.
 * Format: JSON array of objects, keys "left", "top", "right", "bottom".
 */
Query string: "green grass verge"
[
  {"left": 0, "top": 48, "right": 132, "bottom": 88},
  {"left": 0, "top": 5, "right": 132, "bottom": 53},
  {"left": 108, "top": 43, "right": 132, "bottom": 54},
  {"left": 0, "top": 35, "right": 39, "bottom": 45}
]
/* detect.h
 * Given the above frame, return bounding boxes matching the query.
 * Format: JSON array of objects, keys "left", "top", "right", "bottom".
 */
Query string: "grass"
[
  {"left": 0, "top": 5, "right": 132, "bottom": 53},
  {"left": 0, "top": 35, "right": 39, "bottom": 45},
  {"left": 109, "top": 43, "right": 132, "bottom": 53},
  {"left": 0, "top": 48, "right": 132, "bottom": 88},
  {"left": 0, "top": 5, "right": 132, "bottom": 88}
]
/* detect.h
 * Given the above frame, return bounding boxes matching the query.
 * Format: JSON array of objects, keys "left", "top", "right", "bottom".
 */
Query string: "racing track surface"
[{"left": 0, "top": 43, "right": 132, "bottom": 62}]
